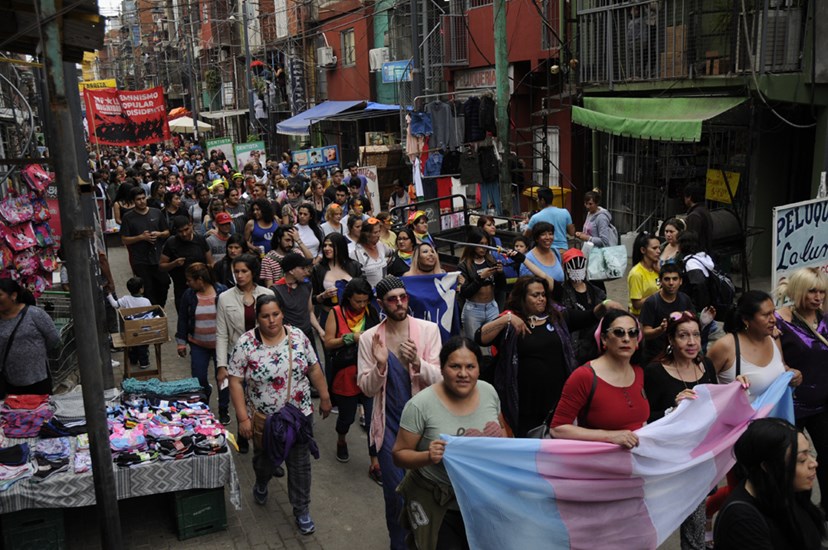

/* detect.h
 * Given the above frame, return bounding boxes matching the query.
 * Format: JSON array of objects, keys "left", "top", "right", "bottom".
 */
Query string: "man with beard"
[{"left": 357, "top": 275, "right": 442, "bottom": 550}]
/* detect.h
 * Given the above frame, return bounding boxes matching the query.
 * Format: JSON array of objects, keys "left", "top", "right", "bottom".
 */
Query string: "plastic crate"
[
  {"left": 174, "top": 488, "right": 227, "bottom": 540},
  {"left": 1, "top": 508, "right": 66, "bottom": 550}
]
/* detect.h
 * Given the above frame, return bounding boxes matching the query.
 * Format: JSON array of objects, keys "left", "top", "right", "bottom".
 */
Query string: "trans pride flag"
[{"left": 442, "top": 374, "right": 794, "bottom": 550}]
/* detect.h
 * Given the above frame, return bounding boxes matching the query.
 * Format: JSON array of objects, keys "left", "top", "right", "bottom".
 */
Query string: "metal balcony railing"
[
  {"left": 441, "top": 14, "right": 469, "bottom": 67},
  {"left": 577, "top": 0, "right": 807, "bottom": 85}
]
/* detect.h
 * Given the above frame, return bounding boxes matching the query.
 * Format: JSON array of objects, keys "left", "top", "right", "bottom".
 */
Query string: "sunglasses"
[
  {"left": 384, "top": 293, "right": 409, "bottom": 305},
  {"left": 605, "top": 327, "right": 640, "bottom": 339}
]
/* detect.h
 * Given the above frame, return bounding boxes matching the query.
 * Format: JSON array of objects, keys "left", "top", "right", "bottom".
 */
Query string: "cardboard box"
[
  {"left": 664, "top": 25, "right": 686, "bottom": 54},
  {"left": 118, "top": 305, "right": 168, "bottom": 346}
]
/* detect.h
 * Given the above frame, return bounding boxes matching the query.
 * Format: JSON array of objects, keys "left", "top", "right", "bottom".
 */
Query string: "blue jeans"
[
  {"left": 190, "top": 343, "right": 229, "bottom": 411},
  {"left": 462, "top": 300, "right": 499, "bottom": 341}
]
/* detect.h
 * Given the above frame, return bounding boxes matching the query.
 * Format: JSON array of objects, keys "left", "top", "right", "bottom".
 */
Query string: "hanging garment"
[
  {"left": 441, "top": 150, "right": 462, "bottom": 176},
  {"left": 463, "top": 97, "right": 484, "bottom": 142},
  {"left": 480, "top": 181, "right": 502, "bottom": 215},
  {"left": 406, "top": 114, "right": 425, "bottom": 159},
  {"left": 478, "top": 146, "right": 500, "bottom": 182},
  {"left": 459, "top": 149, "right": 483, "bottom": 186},
  {"left": 424, "top": 151, "right": 444, "bottom": 177},
  {"left": 409, "top": 111, "right": 433, "bottom": 137},
  {"left": 426, "top": 100, "right": 459, "bottom": 149},
  {"left": 479, "top": 95, "right": 497, "bottom": 136},
  {"left": 413, "top": 157, "right": 425, "bottom": 198}
]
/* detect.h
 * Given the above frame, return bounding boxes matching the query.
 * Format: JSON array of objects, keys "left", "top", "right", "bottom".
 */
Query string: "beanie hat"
[{"left": 375, "top": 275, "right": 406, "bottom": 300}]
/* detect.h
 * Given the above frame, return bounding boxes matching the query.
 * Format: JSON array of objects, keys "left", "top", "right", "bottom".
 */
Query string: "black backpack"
[{"left": 686, "top": 254, "right": 736, "bottom": 318}]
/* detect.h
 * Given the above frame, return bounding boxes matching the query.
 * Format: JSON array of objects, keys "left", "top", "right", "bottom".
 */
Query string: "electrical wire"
[{"left": 738, "top": 0, "right": 816, "bottom": 129}]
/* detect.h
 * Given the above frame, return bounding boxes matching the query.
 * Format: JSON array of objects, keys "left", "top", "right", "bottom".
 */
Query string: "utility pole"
[
  {"left": 494, "top": 0, "right": 512, "bottom": 213},
  {"left": 38, "top": 0, "right": 123, "bottom": 547},
  {"left": 186, "top": 2, "right": 199, "bottom": 143},
  {"left": 241, "top": 0, "right": 256, "bottom": 133}
]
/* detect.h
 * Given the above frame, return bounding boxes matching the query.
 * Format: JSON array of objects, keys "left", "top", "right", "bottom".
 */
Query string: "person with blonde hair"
[
  {"left": 775, "top": 267, "right": 828, "bottom": 509},
  {"left": 403, "top": 242, "right": 445, "bottom": 277}
]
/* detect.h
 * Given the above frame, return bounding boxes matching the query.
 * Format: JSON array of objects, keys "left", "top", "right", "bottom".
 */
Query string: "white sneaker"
[
  {"left": 110, "top": 359, "right": 120, "bottom": 368},
  {"left": 139, "top": 363, "right": 150, "bottom": 370}
]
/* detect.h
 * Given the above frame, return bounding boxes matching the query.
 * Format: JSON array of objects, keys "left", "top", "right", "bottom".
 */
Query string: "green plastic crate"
[
  {"left": 174, "top": 488, "right": 227, "bottom": 540},
  {"left": 1, "top": 508, "right": 66, "bottom": 550}
]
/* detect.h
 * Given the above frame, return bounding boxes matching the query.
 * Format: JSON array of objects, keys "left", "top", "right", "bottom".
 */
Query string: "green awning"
[{"left": 572, "top": 97, "right": 746, "bottom": 142}]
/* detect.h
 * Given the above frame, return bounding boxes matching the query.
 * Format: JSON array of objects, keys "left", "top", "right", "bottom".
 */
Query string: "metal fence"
[
  {"left": 578, "top": 0, "right": 808, "bottom": 85},
  {"left": 37, "top": 291, "right": 79, "bottom": 388}
]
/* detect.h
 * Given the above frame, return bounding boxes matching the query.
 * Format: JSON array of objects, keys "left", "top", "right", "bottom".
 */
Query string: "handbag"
[
  {"left": 528, "top": 365, "right": 597, "bottom": 439},
  {"left": 21, "top": 164, "right": 53, "bottom": 193},
  {"left": 1, "top": 222, "right": 38, "bottom": 251},
  {"left": 584, "top": 242, "right": 628, "bottom": 281},
  {"left": 31, "top": 195, "right": 51, "bottom": 222}
]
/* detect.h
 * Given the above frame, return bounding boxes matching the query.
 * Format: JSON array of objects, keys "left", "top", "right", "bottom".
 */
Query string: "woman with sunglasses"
[
  {"left": 774, "top": 268, "right": 828, "bottom": 509},
  {"left": 350, "top": 218, "right": 392, "bottom": 287},
  {"left": 403, "top": 243, "right": 445, "bottom": 277},
  {"left": 551, "top": 309, "right": 649, "bottom": 448},
  {"left": 477, "top": 277, "right": 620, "bottom": 437},
  {"left": 644, "top": 310, "right": 717, "bottom": 549},
  {"left": 388, "top": 227, "right": 417, "bottom": 277}
]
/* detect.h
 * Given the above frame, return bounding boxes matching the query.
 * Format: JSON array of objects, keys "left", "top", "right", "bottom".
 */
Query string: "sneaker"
[
  {"left": 368, "top": 464, "right": 383, "bottom": 486},
  {"left": 295, "top": 513, "right": 315, "bottom": 535},
  {"left": 238, "top": 436, "right": 249, "bottom": 454},
  {"left": 359, "top": 414, "right": 366, "bottom": 430},
  {"left": 139, "top": 363, "right": 150, "bottom": 370},
  {"left": 330, "top": 406, "right": 339, "bottom": 415},
  {"left": 253, "top": 483, "right": 268, "bottom": 505},
  {"left": 219, "top": 409, "right": 231, "bottom": 425},
  {"left": 110, "top": 359, "right": 120, "bottom": 368},
  {"left": 336, "top": 441, "right": 350, "bottom": 463},
  {"left": 273, "top": 465, "right": 285, "bottom": 478}
]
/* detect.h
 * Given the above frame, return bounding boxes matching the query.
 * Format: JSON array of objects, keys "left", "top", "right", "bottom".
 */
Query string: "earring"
[{"left": 666, "top": 344, "right": 673, "bottom": 356}]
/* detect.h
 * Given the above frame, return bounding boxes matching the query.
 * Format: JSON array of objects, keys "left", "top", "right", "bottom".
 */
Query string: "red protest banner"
[{"left": 85, "top": 86, "right": 171, "bottom": 146}]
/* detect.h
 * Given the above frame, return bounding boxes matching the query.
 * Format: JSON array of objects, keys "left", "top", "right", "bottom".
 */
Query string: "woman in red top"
[
  {"left": 551, "top": 309, "right": 649, "bottom": 448},
  {"left": 323, "top": 277, "right": 383, "bottom": 484}
]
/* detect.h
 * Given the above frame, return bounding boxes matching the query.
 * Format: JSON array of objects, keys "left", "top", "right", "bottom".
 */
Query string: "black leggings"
[
  {"left": 3, "top": 375, "right": 53, "bottom": 398},
  {"left": 334, "top": 392, "right": 377, "bottom": 458}
]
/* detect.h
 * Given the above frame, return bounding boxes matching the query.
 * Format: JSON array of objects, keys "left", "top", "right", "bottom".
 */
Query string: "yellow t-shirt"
[{"left": 627, "top": 262, "right": 659, "bottom": 315}]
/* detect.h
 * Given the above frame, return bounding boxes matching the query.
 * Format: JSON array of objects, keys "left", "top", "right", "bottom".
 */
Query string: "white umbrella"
[{"left": 168, "top": 116, "right": 213, "bottom": 133}]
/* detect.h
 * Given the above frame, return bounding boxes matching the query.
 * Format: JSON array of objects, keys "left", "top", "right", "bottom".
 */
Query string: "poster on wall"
[
  {"left": 705, "top": 169, "right": 741, "bottom": 204},
  {"left": 84, "top": 86, "right": 170, "bottom": 146},
  {"left": 292, "top": 146, "right": 339, "bottom": 171},
  {"left": 356, "top": 166, "right": 380, "bottom": 212},
  {"left": 772, "top": 196, "right": 828, "bottom": 292},
  {"left": 234, "top": 141, "right": 266, "bottom": 169},
  {"left": 206, "top": 137, "right": 234, "bottom": 167}
]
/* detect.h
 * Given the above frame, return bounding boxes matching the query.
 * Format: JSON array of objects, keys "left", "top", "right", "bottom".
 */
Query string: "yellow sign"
[
  {"left": 705, "top": 169, "right": 741, "bottom": 204},
  {"left": 78, "top": 79, "right": 117, "bottom": 94},
  {"left": 81, "top": 52, "right": 98, "bottom": 81}
]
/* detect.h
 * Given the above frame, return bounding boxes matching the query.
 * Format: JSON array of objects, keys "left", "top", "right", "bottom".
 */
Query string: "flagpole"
[{"left": 83, "top": 90, "right": 103, "bottom": 171}]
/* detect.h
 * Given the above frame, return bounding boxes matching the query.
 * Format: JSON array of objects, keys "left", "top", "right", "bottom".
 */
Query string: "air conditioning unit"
[
  {"left": 317, "top": 46, "right": 337, "bottom": 68},
  {"left": 368, "top": 47, "right": 390, "bottom": 72}
]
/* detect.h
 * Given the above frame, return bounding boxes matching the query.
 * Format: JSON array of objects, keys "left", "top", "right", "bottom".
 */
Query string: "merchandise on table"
[{"left": 1, "top": 395, "right": 53, "bottom": 438}]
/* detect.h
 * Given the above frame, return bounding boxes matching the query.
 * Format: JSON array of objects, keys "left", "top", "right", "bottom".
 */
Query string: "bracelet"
[
  {"left": 238, "top": 417, "right": 250, "bottom": 423},
  {"left": 602, "top": 299, "right": 610, "bottom": 306}
]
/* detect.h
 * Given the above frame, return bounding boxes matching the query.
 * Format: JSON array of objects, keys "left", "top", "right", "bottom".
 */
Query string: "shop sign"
[
  {"left": 292, "top": 145, "right": 339, "bottom": 171},
  {"left": 705, "top": 169, "right": 741, "bottom": 204},
  {"left": 206, "top": 137, "right": 234, "bottom": 167},
  {"left": 234, "top": 141, "right": 266, "bottom": 169},
  {"left": 454, "top": 66, "right": 513, "bottom": 94},
  {"left": 381, "top": 61, "right": 412, "bottom": 83},
  {"left": 773, "top": 196, "right": 828, "bottom": 290}
]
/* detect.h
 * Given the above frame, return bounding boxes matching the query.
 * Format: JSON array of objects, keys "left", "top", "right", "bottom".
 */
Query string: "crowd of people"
[{"left": 65, "top": 144, "right": 828, "bottom": 549}]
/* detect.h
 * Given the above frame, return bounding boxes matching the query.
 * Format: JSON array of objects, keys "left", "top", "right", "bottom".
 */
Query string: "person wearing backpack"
[{"left": 678, "top": 230, "right": 735, "bottom": 321}]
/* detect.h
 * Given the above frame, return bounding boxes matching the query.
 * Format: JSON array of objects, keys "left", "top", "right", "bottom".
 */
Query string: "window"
[
  {"left": 341, "top": 29, "right": 356, "bottom": 67},
  {"left": 534, "top": 127, "right": 560, "bottom": 187},
  {"left": 275, "top": 0, "right": 288, "bottom": 39}
]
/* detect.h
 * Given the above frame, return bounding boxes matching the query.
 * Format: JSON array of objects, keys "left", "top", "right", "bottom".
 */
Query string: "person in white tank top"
[{"left": 708, "top": 291, "right": 803, "bottom": 396}]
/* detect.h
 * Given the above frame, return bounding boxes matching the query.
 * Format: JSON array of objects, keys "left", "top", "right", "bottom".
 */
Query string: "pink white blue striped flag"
[{"left": 442, "top": 374, "right": 794, "bottom": 550}]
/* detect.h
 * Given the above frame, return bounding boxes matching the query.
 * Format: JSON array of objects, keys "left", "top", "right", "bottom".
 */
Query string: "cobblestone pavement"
[{"left": 67, "top": 244, "right": 776, "bottom": 549}]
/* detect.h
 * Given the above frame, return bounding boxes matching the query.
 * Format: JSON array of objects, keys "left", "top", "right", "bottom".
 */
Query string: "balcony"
[{"left": 577, "top": 0, "right": 807, "bottom": 86}]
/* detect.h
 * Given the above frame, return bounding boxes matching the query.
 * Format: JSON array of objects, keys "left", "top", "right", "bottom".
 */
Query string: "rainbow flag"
[{"left": 442, "top": 374, "right": 794, "bottom": 550}]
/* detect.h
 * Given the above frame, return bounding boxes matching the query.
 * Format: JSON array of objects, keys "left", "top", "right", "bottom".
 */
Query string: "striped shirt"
[{"left": 189, "top": 293, "right": 217, "bottom": 348}]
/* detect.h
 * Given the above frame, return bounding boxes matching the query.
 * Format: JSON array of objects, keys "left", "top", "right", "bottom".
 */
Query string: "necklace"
[
  {"left": 527, "top": 314, "right": 548, "bottom": 329},
  {"left": 671, "top": 361, "right": 700, "bottom": 390}
]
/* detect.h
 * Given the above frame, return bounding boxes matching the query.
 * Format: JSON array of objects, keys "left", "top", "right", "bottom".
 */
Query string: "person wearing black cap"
[
  {"left": 357, "top": 275, "right": 442, "bottom": 550},
  {"left": 272, "top": 253, "right": 326, "bottom": 354}
]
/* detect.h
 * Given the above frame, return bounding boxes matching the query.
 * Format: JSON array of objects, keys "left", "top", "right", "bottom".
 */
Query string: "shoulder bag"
[{"left": 528, "top": 365, "right": 597, "bottom": 439}]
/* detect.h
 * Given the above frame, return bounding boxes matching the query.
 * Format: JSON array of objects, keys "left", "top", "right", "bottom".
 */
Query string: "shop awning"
[
  {"left": 320, "top": 102, "right": 401, "bottom": 122},
  {"left": 572, "top": 97, "right": 746, "bottom": 142},
  {"left": 276, "top": 100, "right": 364, "bottom": 136},
  {"left": 200, "top": 108, "right": 250, "bottom": 119}
]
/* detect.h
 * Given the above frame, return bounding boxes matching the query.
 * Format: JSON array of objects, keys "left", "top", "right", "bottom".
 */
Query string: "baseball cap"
[
  {"left": 561, "top": 248, "right": 585, "bottom": 264},
  {"left": 215, "top": 212, "right": 232, "bottom": 225},
  {"left": 280, "top": 253, "right": 313, "bottom": 273}
]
